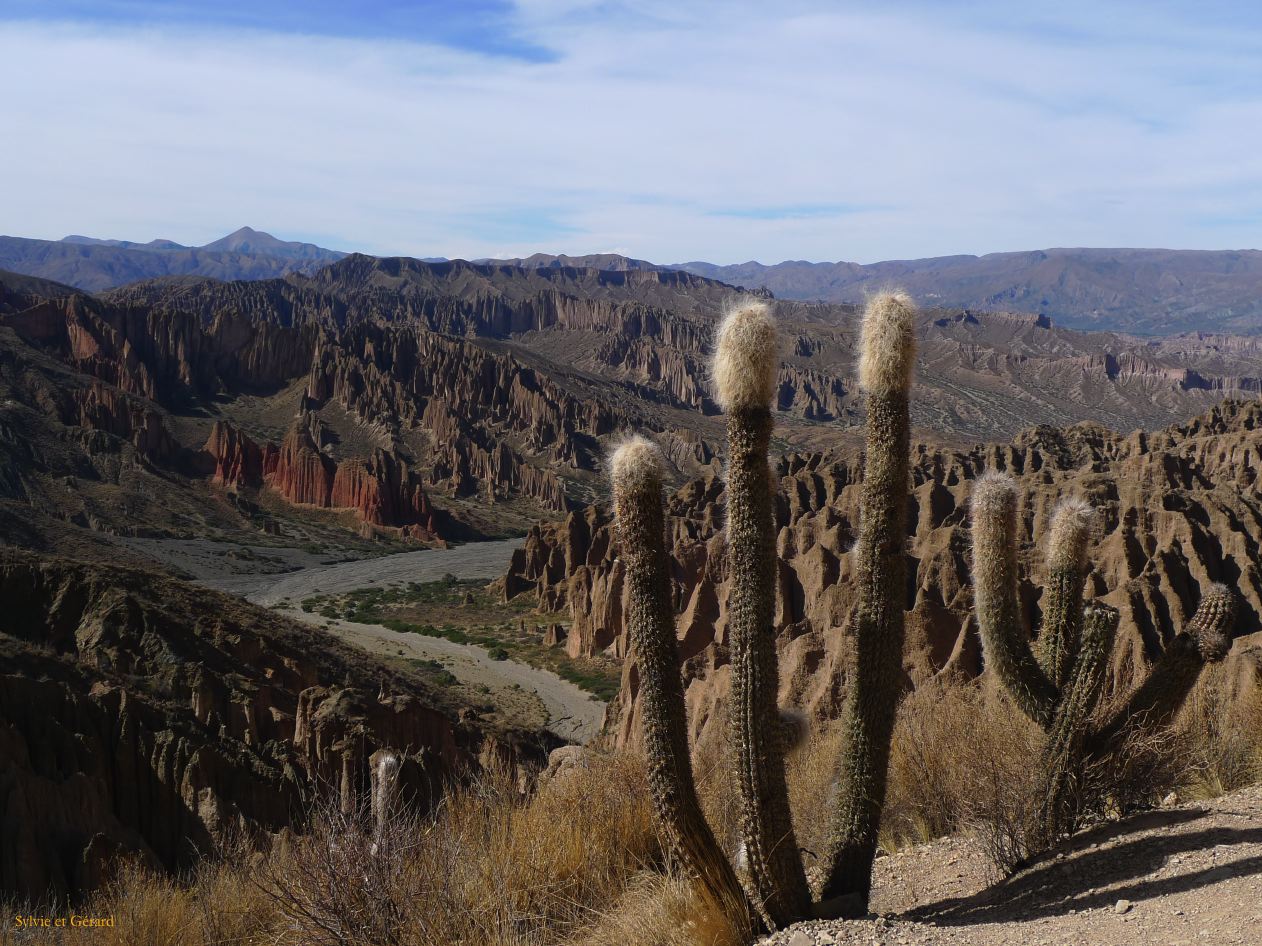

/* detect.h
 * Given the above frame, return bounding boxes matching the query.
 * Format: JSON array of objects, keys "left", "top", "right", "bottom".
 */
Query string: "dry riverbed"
[{"left": 121, "top": 536, "right": 607, "bottom": 742}]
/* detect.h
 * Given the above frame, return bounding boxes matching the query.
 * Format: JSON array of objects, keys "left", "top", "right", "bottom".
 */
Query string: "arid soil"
[{"left": 763, "top": 785, "right": 1262, "bottom": 946}]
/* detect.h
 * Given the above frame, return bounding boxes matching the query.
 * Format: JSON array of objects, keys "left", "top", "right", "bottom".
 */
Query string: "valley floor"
[
  {"left": 764, "top": 785, "right": 1262, "bottom": 946},
  {"left": 121, "top": 535, "right": 606, "bottom": 742}
]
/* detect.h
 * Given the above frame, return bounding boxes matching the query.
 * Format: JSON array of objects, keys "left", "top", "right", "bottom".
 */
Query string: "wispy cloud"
[
  {"left": 2, "top": 1, "right": 1261, "bottom": 263},
  {"left": 709, "top": 204, "right": 885, "bottom": 221}
]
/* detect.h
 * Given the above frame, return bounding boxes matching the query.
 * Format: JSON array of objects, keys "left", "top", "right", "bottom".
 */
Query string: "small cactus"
[
  {"left": 610, "top": 436, "right": 753, "bottom": 929},
  {"left": 970, "top": 475, "right": 1237, "bottom": 848},
  {"left": 821, "top": 292, "right": 918, "bottom": 910},
  {"left": 370, "top": 748, "right": 401, "bottom": 854},
  {"left": 713, "top": 300, "right": 812, "bottom": 925}
]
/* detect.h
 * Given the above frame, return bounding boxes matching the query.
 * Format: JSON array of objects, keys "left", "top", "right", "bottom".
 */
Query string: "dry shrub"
[
  {"left": 880, "top": 679, "right": 1044, "bottom": 872},
  {"left": 1, "top": 751, "right": 675, "bottom": 946},
  {"left": 255, "top": 750, "right": 663, "bottom": 946},
  {"left": 255, "top": 791, "right": 431, "bottom": 945},
  {"left": 1, "top": 859, "right": 277, "bottom": 946},
  {"left": 1173, "top": 668, "right": 1262, "bottom": 800},
  {"left": 577, "top": 873, "right": 745, "bottom": 946}
]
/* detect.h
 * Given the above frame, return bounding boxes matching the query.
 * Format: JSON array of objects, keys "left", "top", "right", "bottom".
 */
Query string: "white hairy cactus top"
[
  {"left": 610, "top": 435, "right": 665, "bottom": 496},
  {"left": 712, "top": 298, "right": 780, "bottom": 411},
  {"left": 1046, "top": 497, "right": 1097, "bottom": 573},
  {"left": 858, "top": 291, "right": 917, "bottom": 396}
]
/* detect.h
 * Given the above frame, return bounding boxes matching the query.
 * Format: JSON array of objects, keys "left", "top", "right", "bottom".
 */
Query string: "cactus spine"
[
  {"left": 610, "top": 437, "right": 753, "bottom": 929},
  {"left": 971, "top": 476, "right": 1236, "bottom": 848},
  {"left": 713, "top": 301, "right": 812, "bottom": 925},
  {"left": 821, "top": 292, "right": 918, "bottom": 911}
]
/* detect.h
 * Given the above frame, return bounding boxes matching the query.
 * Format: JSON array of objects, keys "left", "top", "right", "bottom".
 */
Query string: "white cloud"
[{"left": 2, "top": 2, "right": 1261, "bottom": 263}]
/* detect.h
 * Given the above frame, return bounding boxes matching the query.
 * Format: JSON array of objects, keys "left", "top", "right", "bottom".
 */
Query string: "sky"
[{"left": 2, "top": 1, "right": 1262, "bottom": 264}]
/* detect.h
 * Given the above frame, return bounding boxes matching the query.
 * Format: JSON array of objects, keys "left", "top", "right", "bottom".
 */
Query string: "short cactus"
[
  {"left": 370, "top": 748, "right": 401, "bottom": 854},
  {"left": 970, "top": 475, "right": 1237, "bottom": 847},
  {"left": 610, "top": 436, "right": 753, "bottom": 929}
]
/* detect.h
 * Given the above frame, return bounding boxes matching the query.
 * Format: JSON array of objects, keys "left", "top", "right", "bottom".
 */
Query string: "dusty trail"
[{"left": 763, "top": 784, "right": 1262, "bottom": 946}]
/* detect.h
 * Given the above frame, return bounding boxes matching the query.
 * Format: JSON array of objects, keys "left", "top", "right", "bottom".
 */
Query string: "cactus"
[
  {"left": 712, "top": 300, "right": 812, "bottom": 925},
  {"left": 970, "top": 474, "right": 1236, "bottom": 848},
  {"left": 820, "top": 292, "right": 918, "bottom": 911},
  {"left": 610, "top": 436, "right": 754, "bottom": 930},
  {"left": 370, "top": 748, "right": 401, "bottom": 855},
  {"left": 1088, "top": 583, "right": 1235, "bottom": 753},
  {"left": 610, "top": 293, "right": 920, "bottom": 931}
]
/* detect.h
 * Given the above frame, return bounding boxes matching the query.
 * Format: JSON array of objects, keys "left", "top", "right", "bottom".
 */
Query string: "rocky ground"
[{"left": 763, "top": 785, "right": 1262, "bottom": 946}]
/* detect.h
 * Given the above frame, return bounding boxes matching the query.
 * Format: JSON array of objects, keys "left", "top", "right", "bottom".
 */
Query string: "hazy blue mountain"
[{"left": 0, "top": 228, "right": 346, "bottom": 291}]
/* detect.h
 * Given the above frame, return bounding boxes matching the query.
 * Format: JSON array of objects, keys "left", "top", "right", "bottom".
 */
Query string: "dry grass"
[
  {"left": 2, "top": 752, "right": 742, "bottom": 946},
  {"left": 4, "top": 678, "right": 1257, "bottom": 943},
  {"left": 1173, "top": 667, "right": 1262, "bottom": 800}
]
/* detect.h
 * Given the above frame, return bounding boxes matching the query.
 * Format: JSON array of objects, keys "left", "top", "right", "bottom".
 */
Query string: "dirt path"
[{"left": 763, "top": 784, "right": 1262, "bottom": 946}]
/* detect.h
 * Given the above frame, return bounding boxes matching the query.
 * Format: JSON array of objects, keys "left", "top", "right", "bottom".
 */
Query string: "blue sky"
[{"left": 3, "top": 1, "right": 1262, "bottom": 263}]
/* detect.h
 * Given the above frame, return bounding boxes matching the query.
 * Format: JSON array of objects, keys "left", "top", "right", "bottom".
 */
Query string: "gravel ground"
[
  {"left": 236, "top": 539, "right": 526, "bottom": 606},
  {"left": 762, "top": 784, "right": 1262, "bottom": 946}
]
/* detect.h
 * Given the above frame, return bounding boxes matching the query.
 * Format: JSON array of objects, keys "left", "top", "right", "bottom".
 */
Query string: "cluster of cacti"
[
  {"left": 970, "top": 473, "right": 1236, "bottom": 848},
  {"left": 610, "top": 292, "right": 918, "bottom": 932}
]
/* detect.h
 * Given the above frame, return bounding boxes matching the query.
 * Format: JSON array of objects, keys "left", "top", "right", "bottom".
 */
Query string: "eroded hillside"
[
  {"left": 2, "top": 257, "right": 1259, "bottom": 554},
  {"left": 503, "top": 399, "right": 1262, "bottom": 748}
]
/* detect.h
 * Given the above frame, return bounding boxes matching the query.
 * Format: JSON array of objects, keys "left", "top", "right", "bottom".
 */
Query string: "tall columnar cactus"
[
  {"left": 712, "top": 301, "right": 813, "bottom": 925},
  {"left": 610, "top": 437, "right": 753, "bottom": 929},
  {"left": 610, "top": 293, "right": 920, "bottom": 934},
  {"left": 970, "top": 473, "right": 1237, "bottom": 847},
  {"left": 821, "top": 292, "right": 918, "bottom": 911}
]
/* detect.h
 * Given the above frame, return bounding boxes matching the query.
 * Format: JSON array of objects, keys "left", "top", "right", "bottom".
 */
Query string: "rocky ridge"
[{"left": 4, "top": 257, "right": 1262, "bottom": 550}]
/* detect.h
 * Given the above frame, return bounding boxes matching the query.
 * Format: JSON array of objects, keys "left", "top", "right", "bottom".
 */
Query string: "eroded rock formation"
[{"left": 504, "top": 400, "right": 1262, "bottom": 747}]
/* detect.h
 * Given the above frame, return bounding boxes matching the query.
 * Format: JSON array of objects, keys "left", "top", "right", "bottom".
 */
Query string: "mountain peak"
[{"left": 199, "top": 227, "right": 345, "bottom": 263}]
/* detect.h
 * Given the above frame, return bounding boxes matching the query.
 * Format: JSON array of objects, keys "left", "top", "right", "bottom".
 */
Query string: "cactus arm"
[
  {"left": 1034, "top": 602, "right": 1118, "bottom": 848},
  {"left": 970, "top": 473, "right": 1060, "bottom": 730},
  {"left": 610, "top": 437, "right": 755, "bottom": 930},
  {"left": 1088, "top": 584, "right": 1236, "bottom": 754},
  {"left": 714, "top": 301, "right": 811, "bottom": 925},
  {"left": 821, "top": 292, "right": 917, "bottom": 912},
  {"left": 1037, "top": 500, "right": 1096, "bottom": 690}
]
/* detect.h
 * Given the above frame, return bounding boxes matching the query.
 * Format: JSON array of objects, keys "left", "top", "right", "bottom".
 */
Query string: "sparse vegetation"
[
  {"left": 10, "top": 690, "right": 1256, "bottom": 946},
  {"left": 300, "top": 579, "right": 622, "bottom": 701}
]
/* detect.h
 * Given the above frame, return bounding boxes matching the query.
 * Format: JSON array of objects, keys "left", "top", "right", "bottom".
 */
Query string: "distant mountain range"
[
  {"left": 0, "top": 227, "right": 345, "bottom": 291},
  {"left": 4, "top": 229, "right": 1262, "bottom": 335},
  {"left": 671, "top": 248, "right": 1262, "bottom": 336}
]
